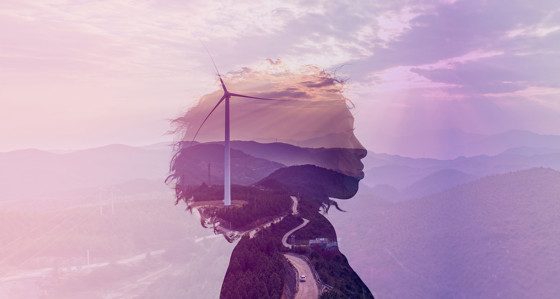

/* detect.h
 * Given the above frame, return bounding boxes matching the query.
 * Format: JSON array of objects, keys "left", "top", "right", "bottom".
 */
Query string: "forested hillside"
[{"left": 331, "top": 168, "right": 560, "bottom": 298}]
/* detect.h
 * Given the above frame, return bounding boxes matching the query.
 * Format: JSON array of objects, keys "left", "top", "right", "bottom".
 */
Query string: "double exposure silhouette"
[{"left": 168, "top": 62, "right": 373, "bottom": 298}]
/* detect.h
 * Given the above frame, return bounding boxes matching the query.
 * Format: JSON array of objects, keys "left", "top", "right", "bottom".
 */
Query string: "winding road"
[
  {"left": 282, "top": 196, "right": 310, "bottom": 248},
  {"left": 282, "top": 196, "right": 320, "bottom": 298},
  {"left": 282, "top": 218, "right": 309, "bottom": 248},
  {"left": 284, "top": 254, "right": 319, "bottom": 299},
  {"left": 207, "top": 196, "right": 301, "bottom": 240},
  {"left": 196, "top": 195, "right": 321, "bottom": 297}
]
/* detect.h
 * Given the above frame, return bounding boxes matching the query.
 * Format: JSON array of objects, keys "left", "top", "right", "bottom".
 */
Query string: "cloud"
[
  {"left": 411, "top": 65, "right": 527, "bottom": 94},
  {"left": 2, "top": 0, "right": 560, "bottom": 151},
  {"left": 172, "top": 63, "right": 364, "bottom": 149},
  {"left": 252, "top": 89, "right": 311, "bottom": 99},
  {"left": 344, "top": 0, "right": 558, "bottom": 76},
  {"left": 345, "top": 0, "right": 560, "bottom": 142},
  {"left": 346, "top": 0, "right": 560, "bottom": 126},
  {"left": 300, "top": 77, "right": 339, "bottom": 88}
]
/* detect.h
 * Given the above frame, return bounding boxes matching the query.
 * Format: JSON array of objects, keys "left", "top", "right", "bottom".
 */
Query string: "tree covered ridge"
[
  {"left": 220, "top": 234, "right": 285, "bottom": 299},
  {"left": 174, "top": 184, "right": 292, "bottom": 231},
  {"left": 218, "top": 209, "right": 374, "bottom": 298},
  {"left": 220, "top": 217, "right": 302, "bottom": 299}
]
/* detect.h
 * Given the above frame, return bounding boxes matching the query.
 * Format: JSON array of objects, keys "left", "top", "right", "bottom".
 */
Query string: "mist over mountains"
[
  {"left": 2, "top": 129, "right": 560, "bottom": 204},
  {"left": 1, "top": 130, "right": 560, "bottom": 298},
  {"left": 0, "top": 144, "right": 171, "bottom": 202},
  {"left": 172, "top": 143, "right": 284, "bottom": 186},
  {"left": 331, "top": 168, "right": 560, "bottom": 298},
  {"left": 362, "top": 142, "right": 560, "bottom": 201},
  {"left": 368, "top": 129, "right": 560, "bottom": 159}
]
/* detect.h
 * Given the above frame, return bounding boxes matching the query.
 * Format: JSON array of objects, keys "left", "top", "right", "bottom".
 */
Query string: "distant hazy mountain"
[
  {"left": 1, "top": 141, "right": 370, "bottom": 202},
  {"left": 500, "top": 146, "right": 560, "bottom": 156},
  {"left": 401, "top": 169, "right": 477, "bottom": 200},
  {"left": 226, "top": 141, "right": 310, "bottom": 165},
  {"left": 365, "top": 168, "right": 477, "bottom": 202},
  {"left": 0, "top": 144, "right": 172, "bottom": 201},
  {"left": 332, "top": 168, "right": 560, "bottom": 298},
  {"left": 258, "top": 164, "right": 359, "bottom": 200},
  {"left": 227, "top": 140, "right": 366, "bottom": 178},
  {"left": 171, "top": 143, "right": 284, "bottom": 186},
  {"left": 5, "top": 138, "right": 558, "bottom": 203},
  {"left": 362, "top": 147, "right": 560, "bottom": 201},
  {"left": 368, "top": 129, "right": 560, "bottom": 159},
  {"left": 140, "top": 142, "right": 174, "bottom": 151},
  {"left": 298, "top": 131, "right": 358, "bottom": 149},
  {"left": 364, "top": 164, "right": 435, "bottom": 189}
]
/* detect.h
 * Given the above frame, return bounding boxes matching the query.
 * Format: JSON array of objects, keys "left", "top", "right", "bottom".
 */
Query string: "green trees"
[
  {"left": 220, "top": 235, "right": 286, "bottom": 299},
  {"left": 215, "top": 189, "right": 291, "bottom": 230},
  {"left": 310, "top": 250, "right": 374, "bottom": 299},
  {"left": 179, "top": 184, "right": 292, "bottom": 231}
]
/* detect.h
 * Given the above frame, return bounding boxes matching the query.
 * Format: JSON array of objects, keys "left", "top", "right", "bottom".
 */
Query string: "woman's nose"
[{"left": 355, "top": 148, "right": 367, "bottom": 159}]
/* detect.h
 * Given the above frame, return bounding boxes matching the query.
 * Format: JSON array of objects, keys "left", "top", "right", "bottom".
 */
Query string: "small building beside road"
[{"left": 308, "top": 237, "right": 338, "bottom": 251}]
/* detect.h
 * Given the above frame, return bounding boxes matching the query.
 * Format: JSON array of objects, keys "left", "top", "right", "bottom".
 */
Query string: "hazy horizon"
[
  {"left": 2, "top": 0, "right": 560, "bottom": 153},
  {"left": 3, "top": 127, "right": 560, "bottom": 160}
]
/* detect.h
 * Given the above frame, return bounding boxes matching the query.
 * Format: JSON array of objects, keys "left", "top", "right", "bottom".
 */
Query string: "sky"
[
  {"left": 1, "top": 0, "right": 560, "bottom": 152},
  {"left": 172, "top": 66, "right": 365, "bottom": 150}
]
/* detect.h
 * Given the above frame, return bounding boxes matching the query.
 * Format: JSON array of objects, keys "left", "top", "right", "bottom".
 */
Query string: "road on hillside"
[
  {"left": 282, "top": 218, "right": 309, "bottom": 248},
  {"left": 210, "top": 195, "right": 302, "bottom": 240},
  {"left": 289, "top": 196, "right": 298, "bottom": 215},
  {"left": 282, "top": 196, "right": 310, "bottom": 248},
  {"left": 284, "top": 254, "right": 319, "bottom": 299}
]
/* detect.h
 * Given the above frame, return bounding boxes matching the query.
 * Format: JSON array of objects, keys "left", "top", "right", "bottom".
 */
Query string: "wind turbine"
[{"left": 192, "top": 58, "right": 293, "bottom": 206}]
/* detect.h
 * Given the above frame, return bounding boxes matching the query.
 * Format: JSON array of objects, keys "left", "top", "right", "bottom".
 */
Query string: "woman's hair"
[{"left": 167, "top": 63, "right": 365, "bottom": 217}]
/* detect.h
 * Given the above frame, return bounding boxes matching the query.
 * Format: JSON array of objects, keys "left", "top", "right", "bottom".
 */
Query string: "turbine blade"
[
  {"left": 219, "top": 77, "right": 228, "bottom": 92},
  {"left": 201, "top": 42, "right": 220, "bottom": 76},
  {"left": 191, "top": 95, "right": 226, "bottom": 144},
  {"left": 229, "top": 93, "right": 292, "bottom": 102},
  {"left": 201, "top": 41, "right": 228, "bottom": 92}
]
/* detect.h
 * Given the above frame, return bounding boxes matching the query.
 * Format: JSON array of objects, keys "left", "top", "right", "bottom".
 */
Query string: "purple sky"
[{"left": 1, "top": 0, "right": 559, "bottom": 152}]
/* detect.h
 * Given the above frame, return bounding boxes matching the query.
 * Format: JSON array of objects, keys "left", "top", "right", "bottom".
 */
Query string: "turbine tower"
[{"left": 192, "top": 61, "right": 291, "bottom": 206}]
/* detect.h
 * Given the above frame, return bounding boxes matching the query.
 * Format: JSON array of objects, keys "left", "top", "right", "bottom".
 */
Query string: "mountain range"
[
  {"left": 2, "top": 133, "right": 560, "bottom": 298},
  {"left": 362, "top": 145, "right": 560, "bottom": 201},
  {"left": 0, "top": 144, "right": 171, "bottom": 201},
  {"left": 367, "top": 129, "right": 560, "bottom": 159},
  {"left": 331, "top": 167, "right": 560, "bottom": 298},
  {"left": 171, "top": 143, "right": 284, "bottom": 186},
  {"left": 3, "top": 134, "right": 560, "bottom": 203}
]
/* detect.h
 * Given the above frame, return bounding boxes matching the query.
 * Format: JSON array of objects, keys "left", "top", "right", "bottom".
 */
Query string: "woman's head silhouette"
[{"left": 168, "top": 62, "right": 366, "bottom": 231}]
